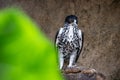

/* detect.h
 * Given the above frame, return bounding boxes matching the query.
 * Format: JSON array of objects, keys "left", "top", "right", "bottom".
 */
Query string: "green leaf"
[{"left": 0, "top": 8, "right": 63, "bottom": 80}]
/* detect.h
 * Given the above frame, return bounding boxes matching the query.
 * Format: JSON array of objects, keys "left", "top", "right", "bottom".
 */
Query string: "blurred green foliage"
[{"left": 0, "top": 8, "right": 63, "bottom": 80}]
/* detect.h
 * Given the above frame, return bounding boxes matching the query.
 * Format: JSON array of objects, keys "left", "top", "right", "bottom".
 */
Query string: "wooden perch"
[{"left": 62, "top": 67, "right": 106, "bottom": 80}]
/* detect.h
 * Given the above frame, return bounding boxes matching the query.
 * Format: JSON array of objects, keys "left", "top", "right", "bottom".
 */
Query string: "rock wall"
[{"left": 0, "top": 0, "right": 120, "bottom": 80}]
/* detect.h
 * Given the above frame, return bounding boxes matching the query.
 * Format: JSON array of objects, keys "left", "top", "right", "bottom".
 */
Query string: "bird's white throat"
[{"left": 67, "top": 25, "right": 74, "bottom": 42}]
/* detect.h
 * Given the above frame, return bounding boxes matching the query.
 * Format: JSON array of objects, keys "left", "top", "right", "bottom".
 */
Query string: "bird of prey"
[{"left": 55, "top": 15, "right": 83, "bottom": 69}]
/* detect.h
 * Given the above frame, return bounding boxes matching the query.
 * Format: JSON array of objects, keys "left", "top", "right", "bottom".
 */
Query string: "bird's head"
[{"left": 65, "top": 15, "right": 78, "bottom": 25}]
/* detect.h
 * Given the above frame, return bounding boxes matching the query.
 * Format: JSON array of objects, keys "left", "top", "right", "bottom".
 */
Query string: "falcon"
[{"left": 55, "top": 15, "right": 83, "bottom": 69}]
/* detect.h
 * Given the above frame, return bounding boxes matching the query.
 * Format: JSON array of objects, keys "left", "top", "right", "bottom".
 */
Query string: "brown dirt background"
[{"left": 0, "top": 0, "right": 120, "bottom": 80}]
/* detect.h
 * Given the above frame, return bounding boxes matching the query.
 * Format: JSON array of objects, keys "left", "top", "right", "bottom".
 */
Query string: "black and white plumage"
[{"left": 55, "top": 15, "right": 83, "bottom": 69}]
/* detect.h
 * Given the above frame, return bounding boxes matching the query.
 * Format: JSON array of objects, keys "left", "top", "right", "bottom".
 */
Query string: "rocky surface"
[{"left": 0, "top": 0, "right": 120, "bottom": 80}]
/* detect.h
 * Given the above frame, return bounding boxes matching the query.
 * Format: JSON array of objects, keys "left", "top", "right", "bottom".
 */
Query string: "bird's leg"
[
  {"left": 68, "top": 51, "right": 77, "bottom": 68},
  {"left": 59, "top": 53, "right": 64, "bottom": 69}
]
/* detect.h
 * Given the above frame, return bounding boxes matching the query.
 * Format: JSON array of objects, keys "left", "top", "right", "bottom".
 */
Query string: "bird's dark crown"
[{"left": 65, "top": 15, "right": 78, "bottom": 24}]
